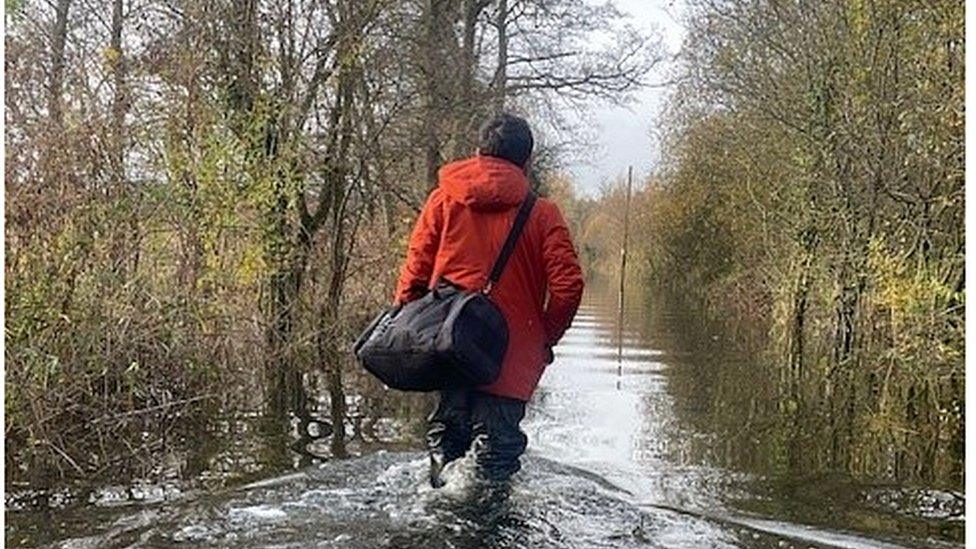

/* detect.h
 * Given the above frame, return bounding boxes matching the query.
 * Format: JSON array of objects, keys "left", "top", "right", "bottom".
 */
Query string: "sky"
[{"left": 566, "top": 0, "right": 686, "bottom": 196}]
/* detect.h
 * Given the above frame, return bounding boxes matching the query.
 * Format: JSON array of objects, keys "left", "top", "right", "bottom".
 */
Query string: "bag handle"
[{"left": 483, "top": 191, "right": 537, "bottom": 294}]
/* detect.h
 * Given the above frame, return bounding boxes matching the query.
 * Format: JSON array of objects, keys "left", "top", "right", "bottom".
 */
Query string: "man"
[{"left": 394, "top": 113, "right": 584, "bottom": 487}]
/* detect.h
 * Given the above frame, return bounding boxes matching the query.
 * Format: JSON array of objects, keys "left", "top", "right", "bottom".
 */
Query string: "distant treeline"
[
  {"left": 575, "top": 0, "right": 963, "bottom": 486},
  {"left": 5, "top": 0, "right": 659, "bottom": 481}
]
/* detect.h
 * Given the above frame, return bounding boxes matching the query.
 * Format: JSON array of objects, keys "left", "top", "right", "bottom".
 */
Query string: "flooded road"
[{"left": 6, "top": 289, "right": 963, "bottom": 547}]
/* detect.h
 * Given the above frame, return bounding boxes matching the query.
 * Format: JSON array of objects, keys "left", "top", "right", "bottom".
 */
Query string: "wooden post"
[{"left": 617, "top": 166, "right": 633, "bottom": 368}]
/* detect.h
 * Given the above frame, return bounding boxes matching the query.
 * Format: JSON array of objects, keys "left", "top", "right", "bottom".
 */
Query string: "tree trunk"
[
  {"left": 492, "top": 0, "right": 508, "bottom": 113},
  {"left": 789, "top": 255, "right": 810, "bottom": 396},
  {"left": 322, "top": 256, "right": 348, "bottom": 458},
  {"left": 422, "top": 0, "right": 439, "bottom": 186},
  {"left": 48, "top": 0, "right": 71, "bottom": 128},
  {"left": 227, "top": 0, "right": 259, "bottom": 121},
  {"left": 452, "top": 0, "right": 487, "bottom": 157},
  {"left": 110, "top": 0, "right": 126, "bottom": 187},
  {"left": 264, "top": 171, "right": 296, "bottom": 411},
  {"left": 108, "top": 0, "right": 137, "bottom": 277}
]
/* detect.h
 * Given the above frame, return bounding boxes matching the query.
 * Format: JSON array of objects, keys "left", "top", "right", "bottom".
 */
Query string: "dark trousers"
[{"left": 426, "top": 388, "right": 528, "bottom": 482}]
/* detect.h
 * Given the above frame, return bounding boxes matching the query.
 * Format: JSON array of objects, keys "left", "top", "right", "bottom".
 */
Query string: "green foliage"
[
  {"left": 574, "top": 0, "right": 963, "bottom": 487},
  {"left": 5, "top": 0, "right": 23, "bottom": 18}
]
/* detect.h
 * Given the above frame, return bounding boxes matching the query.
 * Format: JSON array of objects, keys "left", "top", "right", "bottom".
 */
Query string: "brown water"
[{"left": 4, "top": 288, "right": 964, "bottom": 547}]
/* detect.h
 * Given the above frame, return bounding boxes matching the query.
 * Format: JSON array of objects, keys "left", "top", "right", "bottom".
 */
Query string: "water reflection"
[{"left": 630, "top": 288, "right": 963, "bottom": 541}]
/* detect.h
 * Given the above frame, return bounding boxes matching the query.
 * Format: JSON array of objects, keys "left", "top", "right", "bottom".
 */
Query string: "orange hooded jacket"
[{"left": 394, "top": 156, "right": 584, "bottom": 401}]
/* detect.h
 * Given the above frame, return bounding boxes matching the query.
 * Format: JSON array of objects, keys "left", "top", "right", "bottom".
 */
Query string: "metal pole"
[{"left": 617, "top": 166, "right": 633, "bottom": 369}]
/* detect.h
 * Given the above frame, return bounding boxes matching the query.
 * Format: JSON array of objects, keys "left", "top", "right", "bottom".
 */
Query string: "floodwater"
[{"left": 5, "top": 288, "right": 964, "bottom": 548}]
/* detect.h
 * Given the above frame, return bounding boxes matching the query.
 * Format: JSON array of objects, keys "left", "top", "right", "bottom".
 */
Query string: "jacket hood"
[{"left": 437, "top": 156, "right": 529, "bottom": 211}]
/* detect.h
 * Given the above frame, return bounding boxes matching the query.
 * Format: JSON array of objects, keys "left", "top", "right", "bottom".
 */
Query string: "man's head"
[{"left": 477, "top": 113, "right": 534, "bottom": 170}]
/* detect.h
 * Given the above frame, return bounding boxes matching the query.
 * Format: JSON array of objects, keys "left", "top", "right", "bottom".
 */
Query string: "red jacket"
[{"left": 394, "top": 156, "right": 584, "bottom": 401}]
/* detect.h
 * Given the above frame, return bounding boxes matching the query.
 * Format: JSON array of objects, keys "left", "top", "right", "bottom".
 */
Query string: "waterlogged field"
[{"left": 5, "top": 289, "right": 963, "bottom": 548}]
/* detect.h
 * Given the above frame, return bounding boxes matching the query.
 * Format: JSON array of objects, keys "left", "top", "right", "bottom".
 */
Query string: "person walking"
[{"left": 394, "top": 113, "right": 584, "bottom": 487}]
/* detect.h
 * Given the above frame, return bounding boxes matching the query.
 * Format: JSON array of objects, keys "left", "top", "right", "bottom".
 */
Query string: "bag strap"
[{"left": 483, "top": 191, "right": 537, "bottom": 294}]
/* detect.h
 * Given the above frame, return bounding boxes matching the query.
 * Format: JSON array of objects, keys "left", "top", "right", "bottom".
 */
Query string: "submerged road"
[{"left": 8, "top": 291, "right": 960, "bottom": 548}]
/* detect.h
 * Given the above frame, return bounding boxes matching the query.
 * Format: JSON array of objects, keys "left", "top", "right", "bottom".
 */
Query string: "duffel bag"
[{"left": 353, "top": 192, "right": 536, "bottom": 391}]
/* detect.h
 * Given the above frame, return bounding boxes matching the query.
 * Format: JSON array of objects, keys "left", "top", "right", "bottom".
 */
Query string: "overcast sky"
[{"left": 566, "top": 0, "right": 686, "bottom": 196}]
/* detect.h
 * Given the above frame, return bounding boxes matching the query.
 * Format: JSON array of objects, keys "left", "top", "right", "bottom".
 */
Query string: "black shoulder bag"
[{"left": 353, "top": 192, "right": 537, "bottom": 391}]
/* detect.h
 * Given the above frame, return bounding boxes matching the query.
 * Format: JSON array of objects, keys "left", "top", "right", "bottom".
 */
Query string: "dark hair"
[{"left": 477, "top": 113, "right": 534, "bottom": 168}]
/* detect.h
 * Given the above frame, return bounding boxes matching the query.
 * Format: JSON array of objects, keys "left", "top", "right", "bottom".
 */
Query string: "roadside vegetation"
[
  {"left": 5, "top": 0, "right": 962, "bottom": 490},
  {"left": 576, "top": 0, "right": 964, "bottom": 486},
  {"left": 5, "top": 0, "right": 658, "bottom": 482}
]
